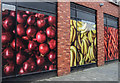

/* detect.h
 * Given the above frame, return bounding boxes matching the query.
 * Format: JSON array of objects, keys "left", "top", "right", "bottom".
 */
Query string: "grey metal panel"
[
  {"left": 77, "top": 10, "right": 96, "bottom": 22},
  {"left": 107, "top": 17, "right": 118, "bottom": 28},
  {"left": 76, "top": 5, "right": 96, "bottom": 15},
  {"left": 104, "top": 13, "right": 118, "bottom": 28},
  {"left": 71, "top": 8, "right": 75, "bottom": 18},
  {"left": 17, "top": 2, "right": 56, "bottom": 13}
]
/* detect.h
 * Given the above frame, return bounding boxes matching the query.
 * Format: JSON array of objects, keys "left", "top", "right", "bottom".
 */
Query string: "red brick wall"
[
  {"left": 57, "top": 1, "right": 119, "bottom": 76},
  {"left": 57, "top": 2, "right": 71, "bottom": 76}
]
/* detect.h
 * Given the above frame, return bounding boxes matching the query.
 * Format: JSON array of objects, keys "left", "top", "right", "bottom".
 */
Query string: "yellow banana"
[
  {"left": 81, "top": 41, "right": 84, "bottom": 55},
  {"left": 79, "top": 52, "right": 83, "bottom": 65},
  {"left": 83, "top": 39, "right": 88, "bottom": 55},
  {"left": 77, "top": 21, "right": 82, "bottom": 28},
  {"left": 92, "top": 24, "right": 96, "bottom": 29},
  {"left": 74, "top": 40, "right": 77, "bottom": 47},
  {"left": 81, "top": 28, "right": 87, "bottom": 33},
  {"left": 72, "top": 28, "right": 76, "bottom": 43},
  {"left": 77, "top": 51, "right": 80, "bottom": 63},
  {"left": 94, "top": 37, "right": 96, "bottom": 47},
  {"left": 73, "top": 20, "right": 76, "bottom": 28},
  {"left": 77, "top": 22, "right": 87, "bottom": 32},
  {"left": 88, "top": 31, "right": 93, "bottom": 43},
  {"left": 90, "top": 43, "right": 95, "bottom": 61},
  {"left": 81, "top": 39, "right": 87, "bottom": 55},
  {"left": 92, "top": 30, "right": 96, "bottom": 34},
  {"left": 82, "top": 35, "right": 88, "bottom": 40},
  {"left": 81, "top": 57, "right": 85, "bottom": 65},
  {"left": 70, "top": 19, "right": 72, "bottom": 26},
  {"left": 81, "top": 33, "right": 84, "bottom": 39},
  {"left": 70, "top": 46, "right": 77, "bottom": 66},
  {"left": 70, "top": 26, "right": 74, "bottom": 43},
  {"left": 85, "top": 46, "right": 90, "bottom": 62},
  {"left": 70, "top": 50, "right": 74, "bottom": 67},
  {"left": 91, "top": 61, "right": 96, "bottom": 63},
  {"left": 76, "top": 41, "right": 81, "bottom": 50},
  {"left": 78, "top": 34, "right": 82, "bottom": 48}
]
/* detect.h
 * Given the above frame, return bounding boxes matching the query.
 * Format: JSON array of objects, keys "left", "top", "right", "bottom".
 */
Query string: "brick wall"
[
  {"left": 57, "top": 2, "right": 71, "bottom": 76},
  {"left": 57, "top": 1, "right": 119, "bottom": 76}
]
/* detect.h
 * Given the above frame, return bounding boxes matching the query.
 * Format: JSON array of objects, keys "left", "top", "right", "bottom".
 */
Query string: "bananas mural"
[{"left": 70, "top": 19, "right": 97, "bottom": 67}]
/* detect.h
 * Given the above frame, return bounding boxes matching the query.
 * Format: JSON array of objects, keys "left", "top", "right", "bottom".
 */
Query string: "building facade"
[{"left": 1, "top": 1, "right": 120, "bottom": 79}]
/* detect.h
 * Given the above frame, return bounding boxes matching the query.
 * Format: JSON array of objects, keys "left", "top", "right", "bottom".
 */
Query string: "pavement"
[
  {"left": 35, "top": 61, "right": 118, "bottom": 82},
  {"left": 3, "top": 61, "right": 119, "bottom": 82}
]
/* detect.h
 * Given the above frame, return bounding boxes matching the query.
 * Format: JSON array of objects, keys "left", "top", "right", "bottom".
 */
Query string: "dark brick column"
[
  {"left": 57, "top": 2, "right": 71, "bottom": 76},
  {"left": 96, "top": 9, "right": 105, "bottom": 66}
]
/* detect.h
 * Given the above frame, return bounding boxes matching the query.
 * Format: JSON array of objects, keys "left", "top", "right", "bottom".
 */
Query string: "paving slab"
[{"left": 35, "top": 61, "right": 118, "bottom": 82}]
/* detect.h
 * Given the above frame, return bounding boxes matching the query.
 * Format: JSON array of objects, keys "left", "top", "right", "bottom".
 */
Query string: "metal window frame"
[
  {"left": 70, "top": 2, "right": 97, "bottom": 69},
  {"left": 104, "top": 13, "right": 119, "bottom": 62}
]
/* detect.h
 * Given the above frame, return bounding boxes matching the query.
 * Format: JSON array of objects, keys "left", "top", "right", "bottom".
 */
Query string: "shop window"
[
  {"left": 2, "top": 2, "right": 57, "bottom": 78},
  {"left": 104, "top": 14, "right": 118, "bottom": 61},
  {"left": 70, "top": 3, "right": 97, "bottom": 67}
]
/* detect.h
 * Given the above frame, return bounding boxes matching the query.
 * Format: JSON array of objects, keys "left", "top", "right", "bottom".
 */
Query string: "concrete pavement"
[{"left": 35, "top": 61, "right": 118, "bottom": 81}]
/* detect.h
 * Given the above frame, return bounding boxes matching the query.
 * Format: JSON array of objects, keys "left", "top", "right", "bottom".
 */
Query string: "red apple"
[
  {"left": 10, "top": 11, "right": 16, "bottom": 17},
  {"left": 2, "top": 31, "right": 12, "bottom": 44},
  {"left": 19, "top": 67, "right": 26, "bottom": 74},
  {"left": 36, "top": 31, "right": 46, "bottom": 43},
  {"left": 27, "top": 15, "right": 35, "bottom": 25},
  {"left": 46, "top": 26, "right": 56, "bottom": 38},
  {"left": 37, "top": 19, "right": 46, "bottom": 29},
  {"left": 47, "top": 51, "right": 56, "bottom": 62},
  {"left": 4, "top": 64, "right": 14, "bottom": 75},
  {"left": 39, "top": 43, "right": 49, "bottom": 55},
  {"left": 17, "top": 24, "right": 25, "bottom": 36},
  {"left": 2, "top": 10, "right": 9, "bottom": 17},
  {"left": 49, "top": 65, "right": 56, "bottom": 70},
  {"left": 23, "top": 58, "right": 36, "bottom": 72},
  {"left": 28, "top": 41, "right": 37, "bottom": 51},
  {"left": 3, "top": 47, "right": 14, "bottom": 59},
  {"left": 17, "top": 11, "right": 27, "bottom": 24},
  {"left": 49, "top": 39, "right": 56, "bottom": 50},
  {"left": 26, "top": 26, "right": 36, "bottom": 37},
  {"left": 48, "top": 16, "right": 56, "bottom": 25},
  {"left": 25, "top": 11, "right": 34, "bottom": 15},
  {"left": 36, "top": 55, "right": 45, "bottom": 67},
  {"left": 3, "top": 16, "right": 14, "bottom": 30},
  {"left": 30, "top": 61, "right": 36, "bottom": 71},
  {"left": 16, "top": 52, "right": 26, "bottom": 65},
  {"left": 22, "top": 36, "right": 30, "bottom": 40},
  {"left": 13, "top": 29, "right": 15, "bottom": 34},
  {"left": 35, "top": 13, "right": 45, "bottom": 19},
  {"left": 11, "top": 38, "right": 25, "bottom": 50},
  {"left": 23, "top": 61, "right": 30, "bottom": 72},
  {"left": 44, "top": 65, "right": 48, "bottom": 70}
]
